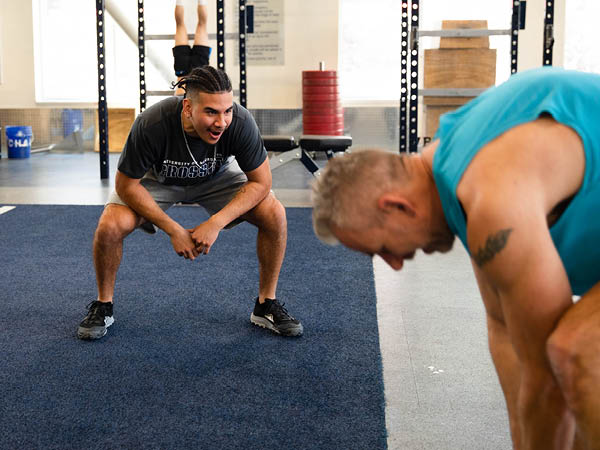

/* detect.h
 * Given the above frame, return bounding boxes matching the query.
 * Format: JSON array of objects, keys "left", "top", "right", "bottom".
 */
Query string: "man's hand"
[
  {"left": 188, "top": 219, "right": 222, "bottom": 255},
  {"left": 169, "top": 226, "right": 200, "bottom": 260}
]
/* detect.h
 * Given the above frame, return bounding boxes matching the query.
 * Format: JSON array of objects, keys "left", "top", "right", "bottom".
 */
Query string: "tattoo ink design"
[{"left": 473, "top": 228, "right": 513, "bottom": 268}]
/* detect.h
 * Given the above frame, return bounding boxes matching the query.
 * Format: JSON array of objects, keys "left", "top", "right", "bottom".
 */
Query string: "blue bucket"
[{"left": 6, "top": 126, "right": 34, "bottom": 159}]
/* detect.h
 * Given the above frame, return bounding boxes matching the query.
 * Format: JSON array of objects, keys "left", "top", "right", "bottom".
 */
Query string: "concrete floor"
[{"left": 0, "top": 150, "right": 512, "bottom": 449}]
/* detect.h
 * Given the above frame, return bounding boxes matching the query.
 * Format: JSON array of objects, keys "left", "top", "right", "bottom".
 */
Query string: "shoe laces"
[
  {"left": 85, "top": 300, "right": 106, "bottom": 320},
  {"left": 269, "top": 299, "right": 294, "bottom": 322}
]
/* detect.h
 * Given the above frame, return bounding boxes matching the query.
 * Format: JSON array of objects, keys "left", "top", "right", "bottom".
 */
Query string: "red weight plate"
[
  {"left": 302, "top": 93, "right": 339, "bottom": 102},
  {"left": 302, "top": 85, "right": 339, "bottom": 95},
  {"left": 302, "top": 78, "right": 339, "bottom": 87}
]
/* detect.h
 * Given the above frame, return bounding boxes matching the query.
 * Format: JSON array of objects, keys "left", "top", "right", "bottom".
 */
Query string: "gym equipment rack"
[
  {"left": 95, "top": 0, "right": 253, "bottom": 178},
  {"left": 399, "top": 0, "right": 527, "bottom": 153},
  {"left": 138, "top": 0, "right": 253, "bottom": 111},
  {"left": 96, "top": 0, "right": 109, "bottom": 179},
  {"left": 543, "top": 0, "right": 555, "bottom": 66}
]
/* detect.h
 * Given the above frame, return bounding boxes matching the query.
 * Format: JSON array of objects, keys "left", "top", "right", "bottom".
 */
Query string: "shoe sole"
[
  {"left": 77, "top": 316, "right": 114, "bottom": 340},
  {"left": 250, "top": 314, "right": 303, "bottom": 337}
]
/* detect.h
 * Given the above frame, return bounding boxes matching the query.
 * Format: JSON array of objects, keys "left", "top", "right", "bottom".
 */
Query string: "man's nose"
[
  {"left": 381, "top": 254, "right": 404, "bottom": 271},
  {"left": 214, "top": 113, "right": 226, "bottom": 128}
]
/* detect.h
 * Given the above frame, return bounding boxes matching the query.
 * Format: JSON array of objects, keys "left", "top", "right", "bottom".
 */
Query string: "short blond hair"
[{"left": 311, "top": 149, "right": 409, "bottom": 245}]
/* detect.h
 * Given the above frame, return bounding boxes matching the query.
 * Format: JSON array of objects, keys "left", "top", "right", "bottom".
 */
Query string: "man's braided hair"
[{"left": 172, "top": 66, "right": 232, "bottom": 99}]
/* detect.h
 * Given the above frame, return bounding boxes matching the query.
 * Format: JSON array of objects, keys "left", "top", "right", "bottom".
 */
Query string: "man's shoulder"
[
  {"left": 137, "top": 96, "right": 181, "bottom": 131},
  {"left": 231, "top": 102, "right": 253, "bottom": 124},
  {"left": 225, "top": 102, "right": 259, "bottom": 138}
]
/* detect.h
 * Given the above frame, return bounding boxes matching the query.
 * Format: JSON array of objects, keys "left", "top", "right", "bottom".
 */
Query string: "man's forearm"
[
  {"left": 117, "top": 183, "right": 181, "bottom": 236},
  {"left": 209, "top": 180, "right": 269, "bottom": 229},
  {"left": 518, "top": 369, "right": 575, "bottom": 449},
  {"left": 487, "top": 316, "right": 523, "bottom": 449}
]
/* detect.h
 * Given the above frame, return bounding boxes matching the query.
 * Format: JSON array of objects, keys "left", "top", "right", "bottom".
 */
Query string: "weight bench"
[{"left": 265, "top": 134, "right": 352, "bottom": 176}]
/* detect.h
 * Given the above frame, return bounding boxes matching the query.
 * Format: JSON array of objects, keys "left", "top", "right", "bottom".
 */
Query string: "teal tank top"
[{"left": 432, "top": 67, "right": 600, "bottom": 295}]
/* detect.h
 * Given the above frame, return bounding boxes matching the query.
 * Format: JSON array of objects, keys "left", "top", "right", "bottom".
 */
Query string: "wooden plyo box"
[
  {"left": 440, "top": 20, "right": 490, "bottom": 49},
  {"left": 424, "top": 48, "right": 497, "bottom": 89},
  {"left": 423, "top": 20, "right": 496, "bottom": 138},
  {"left": 94, "top": 108, "right": 136, "bottom": 153}
]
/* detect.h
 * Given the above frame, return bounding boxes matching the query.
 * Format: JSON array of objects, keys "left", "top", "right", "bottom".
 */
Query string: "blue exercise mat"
[{"left": 0, "top": 205, "right": 386, "bottom": 449}]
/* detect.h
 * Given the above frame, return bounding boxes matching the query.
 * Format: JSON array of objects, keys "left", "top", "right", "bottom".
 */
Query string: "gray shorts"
[{"left": 107, "top": 159, "right": 248, "bottom": 233}]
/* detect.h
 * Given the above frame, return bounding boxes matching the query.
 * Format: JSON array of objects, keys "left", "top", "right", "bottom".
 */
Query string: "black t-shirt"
[{"left": 117, "top": 96, "right": 267, "bottom": 186}]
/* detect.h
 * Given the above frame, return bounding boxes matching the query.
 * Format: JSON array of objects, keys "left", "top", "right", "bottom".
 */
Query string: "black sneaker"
[
  {"left": 77, "top": 301, "right": 114, "bottom": 340},
  {"left": 250, "top": 298, "right": 303, "bottom": 337}
]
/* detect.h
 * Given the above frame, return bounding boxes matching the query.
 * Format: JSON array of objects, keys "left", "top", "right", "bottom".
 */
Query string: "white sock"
[
  {"left": 198, "top": 0, "right": 207, "bottom": 5},
  {"left": 176, "top": 0, "right": 185, "bottom": 6}
]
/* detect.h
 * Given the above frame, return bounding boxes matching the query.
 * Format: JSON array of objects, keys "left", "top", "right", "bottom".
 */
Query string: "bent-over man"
[{"left": 312, "top": 67, "right": 600, "bottom": 449}]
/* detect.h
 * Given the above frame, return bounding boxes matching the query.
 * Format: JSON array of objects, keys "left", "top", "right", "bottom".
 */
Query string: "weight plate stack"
[{"left": 302, "top": 70, "right": 344, "bottom": 136}]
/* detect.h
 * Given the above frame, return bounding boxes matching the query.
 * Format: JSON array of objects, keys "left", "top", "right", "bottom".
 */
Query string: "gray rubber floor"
[{"left": 0, "top": 150, "right": 512, "bottom": 449}]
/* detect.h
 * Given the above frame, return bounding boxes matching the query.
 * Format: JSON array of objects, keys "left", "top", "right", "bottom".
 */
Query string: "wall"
[
  {"left": 0, "top": 0, "right": 37, "bottom": 108},
  {"left": 248, "top": 0, "right": 339, "bottom": 109}
]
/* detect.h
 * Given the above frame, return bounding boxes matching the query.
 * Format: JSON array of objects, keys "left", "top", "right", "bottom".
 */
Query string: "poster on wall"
[{"left": 247, "top": 0, "right": 284, "bottom": 66}]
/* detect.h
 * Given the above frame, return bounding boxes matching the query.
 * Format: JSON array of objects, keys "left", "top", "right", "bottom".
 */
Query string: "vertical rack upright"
[
  {"left": 543, "top": 0, "right": 555, "bottom": 66},
  {"left": 96, "top": 0, "right": 109, "bottom": 179},
  {"left": 399, "top": 1, "right": 522, "bottom": 153}
]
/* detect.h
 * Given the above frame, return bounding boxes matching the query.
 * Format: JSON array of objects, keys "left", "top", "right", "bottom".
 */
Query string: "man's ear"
[
  {"left": 182, "top": 99, "right": 192, "bottom": 118},
  {"left": 377, "top": 193, "right": 416, "bottom": 218}
]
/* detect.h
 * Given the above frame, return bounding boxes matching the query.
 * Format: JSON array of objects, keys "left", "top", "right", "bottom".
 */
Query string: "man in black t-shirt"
[{"left": 77, "top": 66, "right": 303, "bottom": 340}]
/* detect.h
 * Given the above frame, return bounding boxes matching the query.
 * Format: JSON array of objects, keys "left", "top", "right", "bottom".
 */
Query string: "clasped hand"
[{"left": 169, "top": 221, "right": 221, "bottom": 260}]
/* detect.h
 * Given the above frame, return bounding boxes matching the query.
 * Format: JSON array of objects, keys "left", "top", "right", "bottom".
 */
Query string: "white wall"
[
  {"left": 249, "top": 0, "right": 339, "bottom": 109},
  {"left": 0, "top": 0, "right": 37, "bottom": 108}
]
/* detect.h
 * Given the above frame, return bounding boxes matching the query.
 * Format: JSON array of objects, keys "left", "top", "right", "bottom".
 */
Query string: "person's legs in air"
[
  {"left": 194, "top": 0, "right": 209, "bottom": 47},
  {"left": 190, "top": 0, "right": 212, "bottom": 81},
  {"left": 546, "top": 282, "right": 600, "bottom": 449},
  {"left": 173, "top": 0, "right": 192, "bottom": 95}
]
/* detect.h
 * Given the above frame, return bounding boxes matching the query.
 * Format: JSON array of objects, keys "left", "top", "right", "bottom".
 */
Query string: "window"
[
  {"left": 33, "top": 0, "right": 98, "bottom": 102},
  {"left": 564, "top": 0, "right": 600, "bottom": 73},
  {"left": 339, "top": 0, "right": 513, "bottom": 103},
  {"left": 32, "top": 0, "right": 155, "bottom": 106}
]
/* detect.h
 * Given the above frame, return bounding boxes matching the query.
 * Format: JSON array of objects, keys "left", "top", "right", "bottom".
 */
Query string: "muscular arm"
[
  {"left": 209, "top": 157, "right": 271, "bottom": 229},
  {"left": 188, "top": 157, "right": 272, "bottom": 253},
  {"left": 471, "top": 265, "right": 522, "bottom": 449},
  {"left": 115, "top": 170, "right": 198, "bottom": 259},
  {"left": 467, "top": 203, "right": 575, "bottom": 449}
]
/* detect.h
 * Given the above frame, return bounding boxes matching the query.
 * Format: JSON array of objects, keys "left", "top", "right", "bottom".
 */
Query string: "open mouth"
[{"left": 208, "top": 129, "right": 223, "bottom": 140}]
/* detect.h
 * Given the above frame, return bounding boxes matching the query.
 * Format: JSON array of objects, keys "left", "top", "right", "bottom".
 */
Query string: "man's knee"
[
  {"left": 547, "top": 316, "right": 600, "bottom": 411},
  {"left": 95, "top": 205, "right": 139, "bottom": 243},
  {"left": 246, "top": 193, "right": 287, "bottom": 231}
]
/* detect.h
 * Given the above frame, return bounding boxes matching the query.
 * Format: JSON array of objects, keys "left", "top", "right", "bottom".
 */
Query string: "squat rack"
[
  {"left": 95, "top": 0, "right": 253, "bottom": 178},
  {"left": 138, "top": 0, "right": 253, "bottom": 112},
  {"left": 399, "top": 0, "right": 555, "bottom": 153}
]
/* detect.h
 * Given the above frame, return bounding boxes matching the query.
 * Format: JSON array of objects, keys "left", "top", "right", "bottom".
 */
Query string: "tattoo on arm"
[{"left": 473, "top": 228, "right": 513, "bottom": 268}]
